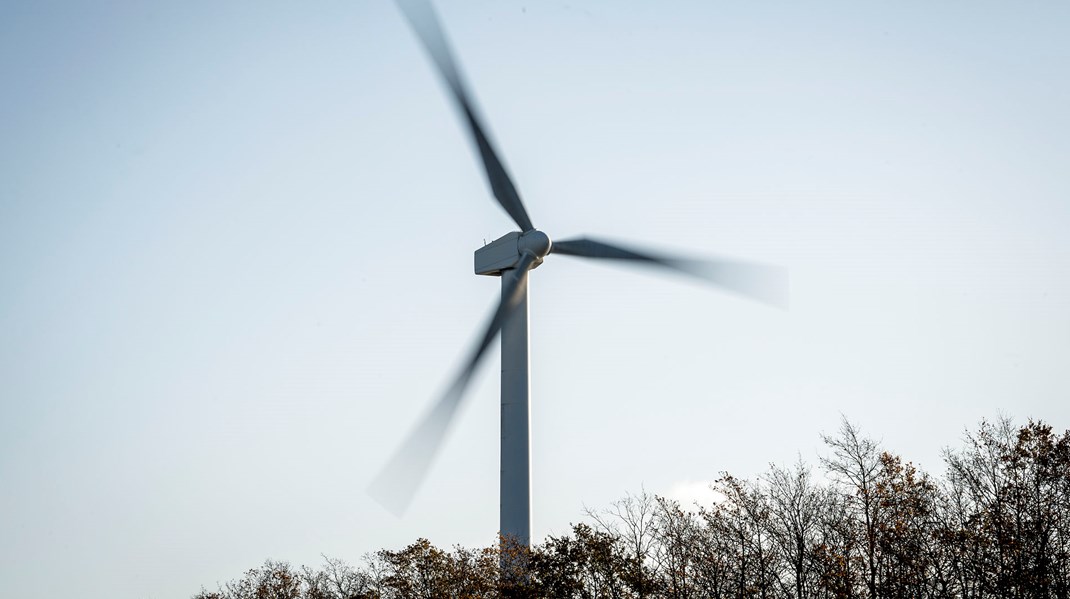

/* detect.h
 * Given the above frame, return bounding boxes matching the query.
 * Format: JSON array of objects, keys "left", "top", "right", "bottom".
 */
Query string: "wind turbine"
[{"left": 369, "top": 0, "right": 788, "bottom": 550}]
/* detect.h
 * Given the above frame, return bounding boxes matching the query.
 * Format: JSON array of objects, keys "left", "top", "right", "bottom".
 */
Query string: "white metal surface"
[{"left": 499, "top": 266, "right": 531, "bottom": 547}]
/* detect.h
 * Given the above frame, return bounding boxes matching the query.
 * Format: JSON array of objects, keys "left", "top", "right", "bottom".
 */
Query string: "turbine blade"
[
  {"left": 396, "top": 0, "right": 535, "bottom": 232},
  {"left": 369, "top": 253, "right": 537, "bottom": 514},
  {"left": 552, "top": 237, "right": 789, "bottom": 308}
]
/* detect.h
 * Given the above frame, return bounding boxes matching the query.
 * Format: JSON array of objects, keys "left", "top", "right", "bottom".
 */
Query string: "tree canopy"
[{"left": 193, "top": 416, "right": 1070, "bottom": 599}]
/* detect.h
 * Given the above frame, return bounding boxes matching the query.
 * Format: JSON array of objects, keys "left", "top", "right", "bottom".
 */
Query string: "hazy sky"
[{"left": 2, "top": 1, "right": 1068, "bottom": 597}]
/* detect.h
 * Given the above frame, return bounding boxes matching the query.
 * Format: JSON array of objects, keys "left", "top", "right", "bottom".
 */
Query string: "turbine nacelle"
[{"left": 474, "top": 230, "right": 552, "bottom": 276}]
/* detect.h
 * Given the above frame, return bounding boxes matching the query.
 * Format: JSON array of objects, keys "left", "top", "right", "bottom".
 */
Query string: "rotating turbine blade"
[
  {"left": 397, "top": 0, "right": 535, "bottom": 232},
  {"left": 553, "top": 237, "right": 789, "bottom": 308},
  {"left": 369, "top": 253, "right": 538, "bottom": 514}
]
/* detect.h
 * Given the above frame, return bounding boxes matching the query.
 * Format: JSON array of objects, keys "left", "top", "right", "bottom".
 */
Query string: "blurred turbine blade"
[
  {"left": 369, "top": 253, "right": 537, "bottom": 514},
  {"left": 396, "top": 0, "right": 535, "bottom": 232},
  {"left": 552, "top": 237, "right": 789, "bottom": 309}
]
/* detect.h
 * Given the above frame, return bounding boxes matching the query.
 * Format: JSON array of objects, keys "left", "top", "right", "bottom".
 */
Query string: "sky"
[{"left": 2, "top": 1, "right": 1069, "bottom": 597}]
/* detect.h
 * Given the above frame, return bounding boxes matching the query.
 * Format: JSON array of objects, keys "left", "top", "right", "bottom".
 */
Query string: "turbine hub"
[{"left": 518, "top": 229, "right": 552, "bottom": 259}]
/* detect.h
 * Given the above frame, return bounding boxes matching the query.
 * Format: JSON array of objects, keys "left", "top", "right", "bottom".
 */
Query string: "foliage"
[{"left": 194, "top": 416, "right": 1070, "bottom": 599}]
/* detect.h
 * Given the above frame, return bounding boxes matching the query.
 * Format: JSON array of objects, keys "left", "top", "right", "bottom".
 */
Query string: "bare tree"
[
  {"left": 652, "top": 495, "right": 702, "bottom": 599},
  {"left": 765, "top": 458, "right": 827, "bottom": 599},
  {"left": 821, "top": 417, "right": 883, "bottom": 598},
  {"left": 944, "top": 417, "right": 1070, "bottom": 598},
  {"left": 585, "top": 487, "right": 661, "bottom": 596}
]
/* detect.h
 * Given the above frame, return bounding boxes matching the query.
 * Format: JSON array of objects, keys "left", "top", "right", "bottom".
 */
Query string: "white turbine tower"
[{"left": 369, "top": 0, "right": 789, "bottom": 550}]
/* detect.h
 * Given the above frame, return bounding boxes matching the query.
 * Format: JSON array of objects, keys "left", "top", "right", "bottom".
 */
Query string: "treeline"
[{"left": 194, "top": 416, "right": 1070, "bottom": 598}]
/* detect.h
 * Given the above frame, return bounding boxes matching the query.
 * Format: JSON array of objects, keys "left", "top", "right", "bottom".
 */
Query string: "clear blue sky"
[{"left": 2, "top": 1, "right": 1068, "bottom": 597}]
